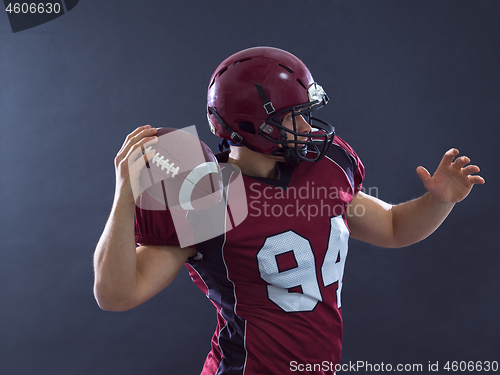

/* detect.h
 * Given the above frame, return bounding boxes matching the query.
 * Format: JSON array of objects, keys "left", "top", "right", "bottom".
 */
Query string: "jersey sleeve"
[
  {"left": 332, "top": 135, "right": 365, "bottom": 194},
  {"left": 134, "top": 191, "right": 181, "bottom": 247}
]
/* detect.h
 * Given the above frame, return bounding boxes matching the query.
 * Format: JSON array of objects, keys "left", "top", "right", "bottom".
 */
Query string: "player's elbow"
[{"left": 93, "top": 283, "right": 136, "bottom": 312}]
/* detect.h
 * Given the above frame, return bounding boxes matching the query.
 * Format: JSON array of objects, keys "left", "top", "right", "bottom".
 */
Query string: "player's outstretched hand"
[
  {"left": 416, "top": 148, "right": 485, "bottom": 203},
  {"left": 114, "top": 125, "right": 158, "bottom": 204}
]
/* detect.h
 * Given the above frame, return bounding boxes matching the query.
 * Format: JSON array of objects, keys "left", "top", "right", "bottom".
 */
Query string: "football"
[{"left": 139, "top": 127, "right": 223, "bottom": 211}]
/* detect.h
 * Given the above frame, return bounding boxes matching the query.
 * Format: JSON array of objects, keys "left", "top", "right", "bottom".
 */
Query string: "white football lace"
[{"left": 144, "top": 146, "right": 180, "bottom": 178}]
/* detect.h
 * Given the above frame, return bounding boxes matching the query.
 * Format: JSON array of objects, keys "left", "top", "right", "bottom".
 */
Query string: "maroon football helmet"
[{"left": 207, "top": 46, "right": 335, "bottom": 164}]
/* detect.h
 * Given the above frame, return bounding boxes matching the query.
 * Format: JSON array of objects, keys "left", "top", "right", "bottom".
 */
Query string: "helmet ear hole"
[{"left": 238, "top": 121, "right": 255, "bottom": 134}]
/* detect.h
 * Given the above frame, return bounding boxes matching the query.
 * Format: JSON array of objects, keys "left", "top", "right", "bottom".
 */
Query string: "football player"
[{"left": 93, "top": 47, "right": 484, "bottom": 375}]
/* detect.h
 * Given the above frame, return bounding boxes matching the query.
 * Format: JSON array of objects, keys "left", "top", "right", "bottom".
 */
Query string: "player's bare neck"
[{"left": 228, "top": 146, "right": 279, "bottom": 179}]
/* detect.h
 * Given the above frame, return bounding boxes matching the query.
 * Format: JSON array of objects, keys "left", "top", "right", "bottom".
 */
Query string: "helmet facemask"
[{"left": 258, "top": 83, "right": 335, "bottom": 165}]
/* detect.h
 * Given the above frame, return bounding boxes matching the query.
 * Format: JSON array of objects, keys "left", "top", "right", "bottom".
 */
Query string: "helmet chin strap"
[
  {"left": 283, "top": 149, "right": 299, "bottom": 165},
  {"left": 218, "top": 138, "right": 242, "bottom": 152},
  {"left": 282, "top": 145, "right": 307, "bottom": 165}
]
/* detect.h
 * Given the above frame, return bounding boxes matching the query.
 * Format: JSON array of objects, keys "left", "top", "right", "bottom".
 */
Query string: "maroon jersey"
[{"left": 135, "top": 136, "right": 365, "bottom": 375}]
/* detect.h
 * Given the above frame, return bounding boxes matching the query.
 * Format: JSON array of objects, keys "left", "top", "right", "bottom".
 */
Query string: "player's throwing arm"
[{"left": 93, "top": 126, "right": 195, "bottom": 312}]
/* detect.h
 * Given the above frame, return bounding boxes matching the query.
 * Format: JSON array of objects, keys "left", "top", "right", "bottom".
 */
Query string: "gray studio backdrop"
[{"left": 1, "top": 1, "right": 499, "bottom": 374}]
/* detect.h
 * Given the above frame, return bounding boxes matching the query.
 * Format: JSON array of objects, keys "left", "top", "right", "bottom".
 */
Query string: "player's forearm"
[
  {"left": 93, "top": 192, "right": 139, "bottom": 311},
  {"left": 390, "top": 192, "right": 455, "bottom": 248}
]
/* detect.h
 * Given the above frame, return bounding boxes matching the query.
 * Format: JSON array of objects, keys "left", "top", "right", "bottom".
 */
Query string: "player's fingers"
[
  {"left": 469, "top": 175, "right": 485, "bottom": 184},
  {"left": 128, "top": 147, "right": 157, "bottom": 200},
  {"left": 416, "top": 165, "right": 431, "bottom": 183},
  {"left": 115, "top": 126, "right": 149, "bottom": 166},
  {"left": 125, "top": 127, "right": 156, "bottom": 153},
  {"left": 116, "top": 126, "right": 157, "bottom": 165},
  {"left": 461, "top": 164, "right": 480, "bottom": 175},
  {"left": 127, "top": 135, "right": 158, "bottom": 165},
  {"left": 117, "top": 125, "right": 151, "bottom": 154},
  {"left": 129, "top": 147, "right": 156, "bottom": 178},
  {"left": 439, "top": 148, "right": 460, "bottom": 166},
  {"left": 115, "top": 136, "right": 157, "bottom": 178},
  {"left": 452, "top": 155, "right": 470, "bottom": 169},
  {"left": 125, "top": 125, "right": 151, "bottom": 142}
]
